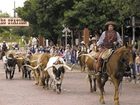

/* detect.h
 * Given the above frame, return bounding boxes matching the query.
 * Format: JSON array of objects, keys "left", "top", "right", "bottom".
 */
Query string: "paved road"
[{"left": 0, "top": 61, "right": 140, "bottom": 105}]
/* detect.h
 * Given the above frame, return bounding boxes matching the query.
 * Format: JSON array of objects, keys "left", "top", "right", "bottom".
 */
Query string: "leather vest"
[{"left": 103, "top": 30, "right": 117, "bottom": 48}]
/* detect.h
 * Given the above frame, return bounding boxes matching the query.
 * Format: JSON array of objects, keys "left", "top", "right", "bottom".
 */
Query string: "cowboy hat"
[
  {"left": 91, "top": 37, "right": 97, "bottom": 41},
  {"left": 105, "top": 21, "right": 116, "bottom": 26},
  {"left": 81, "top": 41, "right": 85, "bottom": 44}
]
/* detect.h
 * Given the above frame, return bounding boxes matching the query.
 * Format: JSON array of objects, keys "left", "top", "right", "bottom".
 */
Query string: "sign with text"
[{"left": 0, "top": 18, "right": 29, "bottom": 26}]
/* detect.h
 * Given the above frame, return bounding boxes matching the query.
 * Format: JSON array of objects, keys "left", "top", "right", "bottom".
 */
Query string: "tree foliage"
[
  {"left": 0, "top": 11, "right": 10, "bottom": 33},
  {"left": 16, "top": 0, "right": 140, "bottom": 44},
  {"left": 64, "top": 0, "right": 140, "bottom": 30}
]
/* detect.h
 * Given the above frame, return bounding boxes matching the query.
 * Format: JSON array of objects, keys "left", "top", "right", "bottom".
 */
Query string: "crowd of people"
[{"left": 0, "top": 21, "right": 140, "bottom": 78}]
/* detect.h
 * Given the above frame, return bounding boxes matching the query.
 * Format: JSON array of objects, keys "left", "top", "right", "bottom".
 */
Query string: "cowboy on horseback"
[
  {"left": 78, "top": 41, "right": 88, "bottom": 58},
  {"left": 96, "top": 21, "right": 123, "bottom": 75},
  {"left": 2, "top": 41, "right": 9, "bottom": 52},
  {"left": 79, "top": 41, "right": 88, "bottom": 53}
]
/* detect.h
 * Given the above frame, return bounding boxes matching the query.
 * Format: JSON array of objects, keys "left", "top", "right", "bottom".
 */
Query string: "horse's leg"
[
  {"left": 81, "top": 56, "right": 86, "bottom": 72},
  {"left": 111, "top": 76, "right": 121, "bottom": 105},
  {"left": 101, "top": 73, "right": 108, "bottom": 93},
  {"left": 88, "top": 75, "right": 93, "bottom": 92},
  {"left": 96, "top": 75, "right": 105, "bottom": 104},
  {"left": 81, "top": 61, "right": 85, "bottom": 72}
]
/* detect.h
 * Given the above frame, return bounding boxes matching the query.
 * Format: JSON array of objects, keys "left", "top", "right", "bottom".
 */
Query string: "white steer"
[{"left": 44, "top": 56, "right": 71, "bottom": 94}]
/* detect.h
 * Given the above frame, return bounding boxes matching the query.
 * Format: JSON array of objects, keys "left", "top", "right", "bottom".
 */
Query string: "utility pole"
[
  {"left": 121, "top": 25, "right": 124, "bottom": 44},
  {"left": 14, "top": 1, "right": 16, "bottom": 17},
  {"left": 132, "top": 16, "right": 135, "bottom": 44},
  {"left": 71, "top": 30, "right": 74, "bottom": 48}
]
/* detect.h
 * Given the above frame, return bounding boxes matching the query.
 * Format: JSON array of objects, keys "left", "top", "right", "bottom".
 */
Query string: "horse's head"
[{"left": 122, "top": 44, "right": 134, "bottom": 67}]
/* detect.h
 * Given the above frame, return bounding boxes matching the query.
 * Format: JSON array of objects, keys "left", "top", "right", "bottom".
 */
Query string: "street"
[{"left": 0, "top": 60, "right": 140, "bottom": 105}]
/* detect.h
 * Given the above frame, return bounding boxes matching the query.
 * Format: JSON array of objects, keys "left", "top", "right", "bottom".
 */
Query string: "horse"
[
  {"left": 96, "top": 44, "right": 134, "bottom": 105},
  {"left": 78, "top": 46, "right": 99, "bottom": 92},
  {"left": 80, "top": 44, "right": 134, "bottom": 105},
  {"left": 77, "top": 51, "right": 87, "bottom": 72},
  {"left": 78, "top": 53, "right": 97, "bottom": 92},
  {"left": 77, "top": 43, "right": 93, "bottom": 72}
]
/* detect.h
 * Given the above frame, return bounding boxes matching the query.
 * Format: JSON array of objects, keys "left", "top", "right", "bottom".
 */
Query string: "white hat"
[
  {"left": 91, "top": 37, "right": 96, "bottom": 40},
  {"left": 81, "top": 41, "right": 85, "bottom": 44}
]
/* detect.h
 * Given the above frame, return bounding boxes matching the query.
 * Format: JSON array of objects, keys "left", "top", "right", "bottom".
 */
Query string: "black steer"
[
  {"left": 5, "top": 56, "right": 17, "bottom": 79},
  {"left": 22, "top": 59, "right": 32, "bottom": 79}
]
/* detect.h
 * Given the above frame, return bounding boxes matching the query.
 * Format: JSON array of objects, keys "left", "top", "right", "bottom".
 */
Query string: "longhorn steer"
[
  {"left": 23, "top": 53, "right": 51, "bottom": 85},
  {"left": 22, "top": 59, "right": 32, "bottom": 79},
  {"left": 43, "top": 56, "right": 71, "bottom": 94},
  {"left": 3, "top": 54, "right": 17, "bottom": 79}
]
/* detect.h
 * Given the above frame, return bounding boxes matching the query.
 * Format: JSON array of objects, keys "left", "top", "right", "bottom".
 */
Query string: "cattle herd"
[
  {"left": 2, "top": 50, "right": 73, "bottom": 94},
  {"left": 1, "top": 48, "right": 139, "bottom": 105}
]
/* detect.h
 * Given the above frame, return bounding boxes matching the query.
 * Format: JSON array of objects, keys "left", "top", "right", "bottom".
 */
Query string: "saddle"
[
  {"left": 95, "top": 49, "right": 114, "bottom": 75},
  {"left": 90, "top": 49, "right": 114, "bottom": 61},
  {"left": 101, "top": 49, "right": 114, "bottom": 60}
]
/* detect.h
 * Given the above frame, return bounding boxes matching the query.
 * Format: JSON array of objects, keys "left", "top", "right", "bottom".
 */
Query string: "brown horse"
[
  {"left": 78, "top": 53, "right": 97, "bottom": 92},
  {"left": 77, "top": 51, "right": 87, "bottom": 72},
  {"left": 80, "top": 44, "right": 134, "bottom": 105},
  {"left": 97, "top": 44, "right": 134, "bottom": 105}
]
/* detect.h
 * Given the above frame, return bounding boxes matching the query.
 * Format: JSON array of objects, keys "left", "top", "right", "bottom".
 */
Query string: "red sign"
[{"left": 0, "top": 18, "right": 29, "bottom": 26}]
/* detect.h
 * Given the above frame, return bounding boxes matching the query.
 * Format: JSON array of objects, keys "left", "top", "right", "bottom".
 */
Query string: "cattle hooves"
[
  {"left": 100, "top": 99, "right": 105, "bottom": 104},
  {"left": 56, "top": 90, "right": 61, "bottom": 94},
  {"left": 56, "top": 88, "right": 61, "bottom": 94},
  {"left": 39, "top": 83, "right": 43, "bottom": 86},
  {"left": 35, "top": 82, "right": 39, "bottom": 85},
  {"left": 90, "top": 89, "right": 93, "bottom": 93},
  {"left": 114, "top": 100, "right": 120, "bottom": 105}
]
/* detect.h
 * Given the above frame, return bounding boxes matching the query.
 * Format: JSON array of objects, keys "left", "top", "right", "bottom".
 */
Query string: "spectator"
[{"left": 135, "top": 53, "right": 140, "bottom": 76}]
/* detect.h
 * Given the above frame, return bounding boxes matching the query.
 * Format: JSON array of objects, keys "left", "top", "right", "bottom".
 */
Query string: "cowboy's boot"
[{"left": 95, "top": 58, "right": 103, "bottom": 76}]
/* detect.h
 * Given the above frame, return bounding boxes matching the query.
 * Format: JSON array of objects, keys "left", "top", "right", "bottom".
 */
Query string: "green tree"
[
  {"left": 17, "top": 0, "right": 74, "bottom": 44},
  {"left": 16, "top": 0, "right": 140, "bottom": 43},
  {"left": 64, "top": 0, "right": 140, "bottom": 31},
  {"left": 0, "top": 11, "right": 10, "bottom": 33}
]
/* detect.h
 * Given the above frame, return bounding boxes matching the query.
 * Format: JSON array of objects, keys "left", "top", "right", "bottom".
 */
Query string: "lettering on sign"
[{"left": 0, "top": 18, "right": 29, "bottom": 26}]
